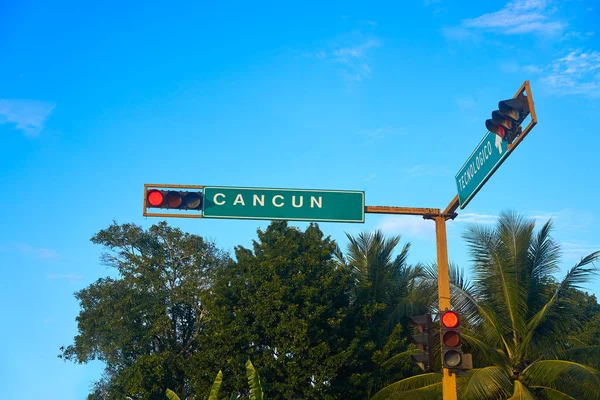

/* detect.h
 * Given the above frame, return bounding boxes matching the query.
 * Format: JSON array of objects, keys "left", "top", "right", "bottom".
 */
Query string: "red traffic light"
[
  {"left": 147, "top": 190, "right": 164, "bottom": 207},
  {"left": 441, "top": 310, "right": 459, "bottom": 329}
]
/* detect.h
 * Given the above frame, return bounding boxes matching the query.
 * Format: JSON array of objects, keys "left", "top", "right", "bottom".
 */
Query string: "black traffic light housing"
[
  {"left": 486, "top": 93, "right": 530, "bottom": 144},
  {"left": 146, "top": 189, "right": 203, "bottom": 211},
  {"left": 440, "top": 310, "right": 463, "bottom": 369},
  {"left": 409, "top": 313, "right": 434, "bottom": 372}
]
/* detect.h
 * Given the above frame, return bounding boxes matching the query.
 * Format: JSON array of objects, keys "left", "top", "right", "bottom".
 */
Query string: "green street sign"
[
  {"left": 455, "top": 131, "right": 509, "bottom": 209},
  {"left": 202, "top": 186, "right": 365, "bottom": 223}
]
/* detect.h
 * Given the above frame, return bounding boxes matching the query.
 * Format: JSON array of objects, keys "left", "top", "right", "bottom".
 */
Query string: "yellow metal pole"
[{"left": 434, "top": 215, "right": 457, "bottom": 400}]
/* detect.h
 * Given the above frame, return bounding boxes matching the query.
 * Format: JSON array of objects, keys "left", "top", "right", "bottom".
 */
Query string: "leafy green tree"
[
  {"left": 59, "top": 221, "right": 229, "bottom": 399},
  {"left": 191, "top": 221, "right": 359, "bottom": 399},
  {"left": 374, "top": 211, "right": 600, "bottom": 399}
]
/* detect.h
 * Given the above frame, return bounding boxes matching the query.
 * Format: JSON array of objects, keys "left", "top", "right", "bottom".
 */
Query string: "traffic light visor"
[
  {"left": 492, "top": 111, "right": 512, "bottom": 130},
  {"left": 441, "top": 311, "right": 459, "bottom": 328},
  {"left": 410, "top": 315, "right": 431, "bottom": 331},
  {"left": 486, "top": 120, "right": 505, "bottom": 138},
  {"left": 499, "top": 96, "right": 529, "bottom": 121}
]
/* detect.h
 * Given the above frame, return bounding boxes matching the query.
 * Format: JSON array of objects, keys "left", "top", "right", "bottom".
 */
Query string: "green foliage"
[
  {"left": 59, "top": 221, "right": 230, "bottom": 399},
  {"left": 192, "top": 221, "right": 360, "bottom": 399}
]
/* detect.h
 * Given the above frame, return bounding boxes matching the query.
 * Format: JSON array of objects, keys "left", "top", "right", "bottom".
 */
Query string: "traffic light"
[
  {"left": 440, "top": 310, "right": 463, "bottom": 369},
  {"left": 146, "top": 189, "right": 203, "bottom": 211},
  {"left": 485, "top": 93, "right": 530, "bottom": 144},
  {"left": 410, "top": 313, "right": 434, "bottom": 372}
]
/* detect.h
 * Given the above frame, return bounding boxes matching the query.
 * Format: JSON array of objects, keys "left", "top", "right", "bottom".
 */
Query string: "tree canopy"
[{"left": 61, "top": 213, "right": 600, "bottom": 399}]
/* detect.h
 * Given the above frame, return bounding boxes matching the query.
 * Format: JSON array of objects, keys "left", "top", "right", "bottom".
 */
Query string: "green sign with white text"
[
  {"left": 455, "top": 131, "right": 509, "bottom": 209},
  {"left": 202, "top": 186, "right": 365, "bottom": 223}
]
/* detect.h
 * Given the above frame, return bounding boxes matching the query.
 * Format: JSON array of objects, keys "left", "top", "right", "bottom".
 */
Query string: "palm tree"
[
  {"left": 373, "top": 211, "right": 600, "bottom": 399},
  {"left": 334, "top": 230, "right": 434, "bottom": 396},
  {"left": 334, "top": 230, "right": 431, "bottom": 334}
]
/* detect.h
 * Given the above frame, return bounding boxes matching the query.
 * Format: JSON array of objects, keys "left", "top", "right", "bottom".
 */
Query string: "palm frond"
[
  {"left": 384, "top": 382, "right": 443, "bottom": 400},
  {"left": 370, "top": 373, "right": 442, "bottom": 400},
  {"left": 529, "top": 386, "right": 576, "bottom": 400},
  {"left": 507, "top": 380, "right": 536, "bottom": 400},
  {"left": 208, "top": 370, "right": 223, "bottom": 400},
  {"left": 528, "top": 220, "right": 560, "bottom": 281},
  {"left": 458, "top": 366, "right": 512, "bottom": 400},
  {"left": 522, "top": 359, "right": 600, "bottom": 400},
  {"left": 460, "top": 332, "right": 510, "bottom": 366},
  {"left": 165, "top": 388, "right": 181, "bottom": 400},
  {"left": 519, "top": 252, "right": 600, "bottom": 359},
  {"left": 246, "top": 359, "right": 264, "bottom": 400},
  {"left": 332, "top": 244, "right": 347, "bottom": 267},
  {"left": 463, "top": 216, "right": 528, "bottom": 346},
  {"left": 381, "top": 348, "right": 421, "bottom": 367}
]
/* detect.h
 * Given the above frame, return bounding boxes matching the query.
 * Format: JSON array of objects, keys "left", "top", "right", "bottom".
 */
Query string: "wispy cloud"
[
  {"left": 359, "top": 127, "right": 405, "bottom": 145},
  {"left": 500, "top": 62, "right": 544, "bottom": 74},
  {"left": 359, "top": 20, "right": 378, "bottom": 27},
  {"left": 0, "top": 243, "right": 59, "bottom": 259},
  {"left": 302, "top": 27, "right": 381, "bottom": 83},
  {"left": 450, "top": 212, "right": 499, "bottom": 225},
  {"left": 377, "top": 216, "right": 435, "bottom": 240},
  {"left": 0, "top": 99, "right": 56, "bottom": 137},
  {"left": 332, "top": 39, "right": 381, "bottom": 82},
  {"left": 461, "top": 0, "right": 566, "bottom": 36},
  {"left": 449, "top": 209, "right": 596, "bottom": 237},
  {"left": 456, "top": 96, "right": 476, "bottom": 110},
  {"left": 398, "top": 164, "right": 452, "bottom": 178},
  {"left": 541, "top": 50, "right": 600, "bottom": 97},
  {"left": 362, "top": 173, "right": 377, "bottom": 182},
  {"left": 560, "top": 242, "right": 600, "bottom": 261},
  {"left": 47, "top": 273, "right": 83, "bottom": 284}
]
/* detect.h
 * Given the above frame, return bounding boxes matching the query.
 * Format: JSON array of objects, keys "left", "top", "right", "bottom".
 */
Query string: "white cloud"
[
  {"left": 456, "top": 96, "right": 476, "bottom": 109},
  {"left": 362, "top": 173, "right": 377, "bottom": 182},
  {"left": 560, "top": 242, "right": 600, "bottom": 261},
  {"left": 377, "top": 216, "right": 435, "bottom": 240},
  {"left": 359, "top": 20, "right": 378, "bottom": 27},
  {"left": 398, "top": 164, "right": 452, "bottom": 178},
  {"left": 450, "top": 212, "right": 499, "bottom": 225},
  {"left": 302, "top": 28, "right": 381, "bottom": 83},
  {"left": 0, "top": 243, "right": 59, "bottom": 259},
  {"left": 333, "top": 39, "right": 381, "bottom": 82},
  {"left": 0, "top": 99, "right": 55, "bottom": 137},
  {"left": 443, "top": 0, "right": 566, "bottom": 42},
  {"left": 542, "top": 50, "right": 600, "bottom": 96},
  {"left": 461, "top": 0, "right": 566, "bottom": 36},
  {"left": 47, "top": 273, "right": 83, "bottom": 283}
]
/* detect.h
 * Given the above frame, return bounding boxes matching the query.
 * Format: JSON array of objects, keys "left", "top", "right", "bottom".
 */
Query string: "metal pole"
[{"left": 434, "top": 215, "right": 457, "bottom": 400}]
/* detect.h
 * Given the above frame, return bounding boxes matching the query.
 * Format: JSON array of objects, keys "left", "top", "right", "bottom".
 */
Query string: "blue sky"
[{"left": 1, "top": 0, "right": 599, "bottom": 397}]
